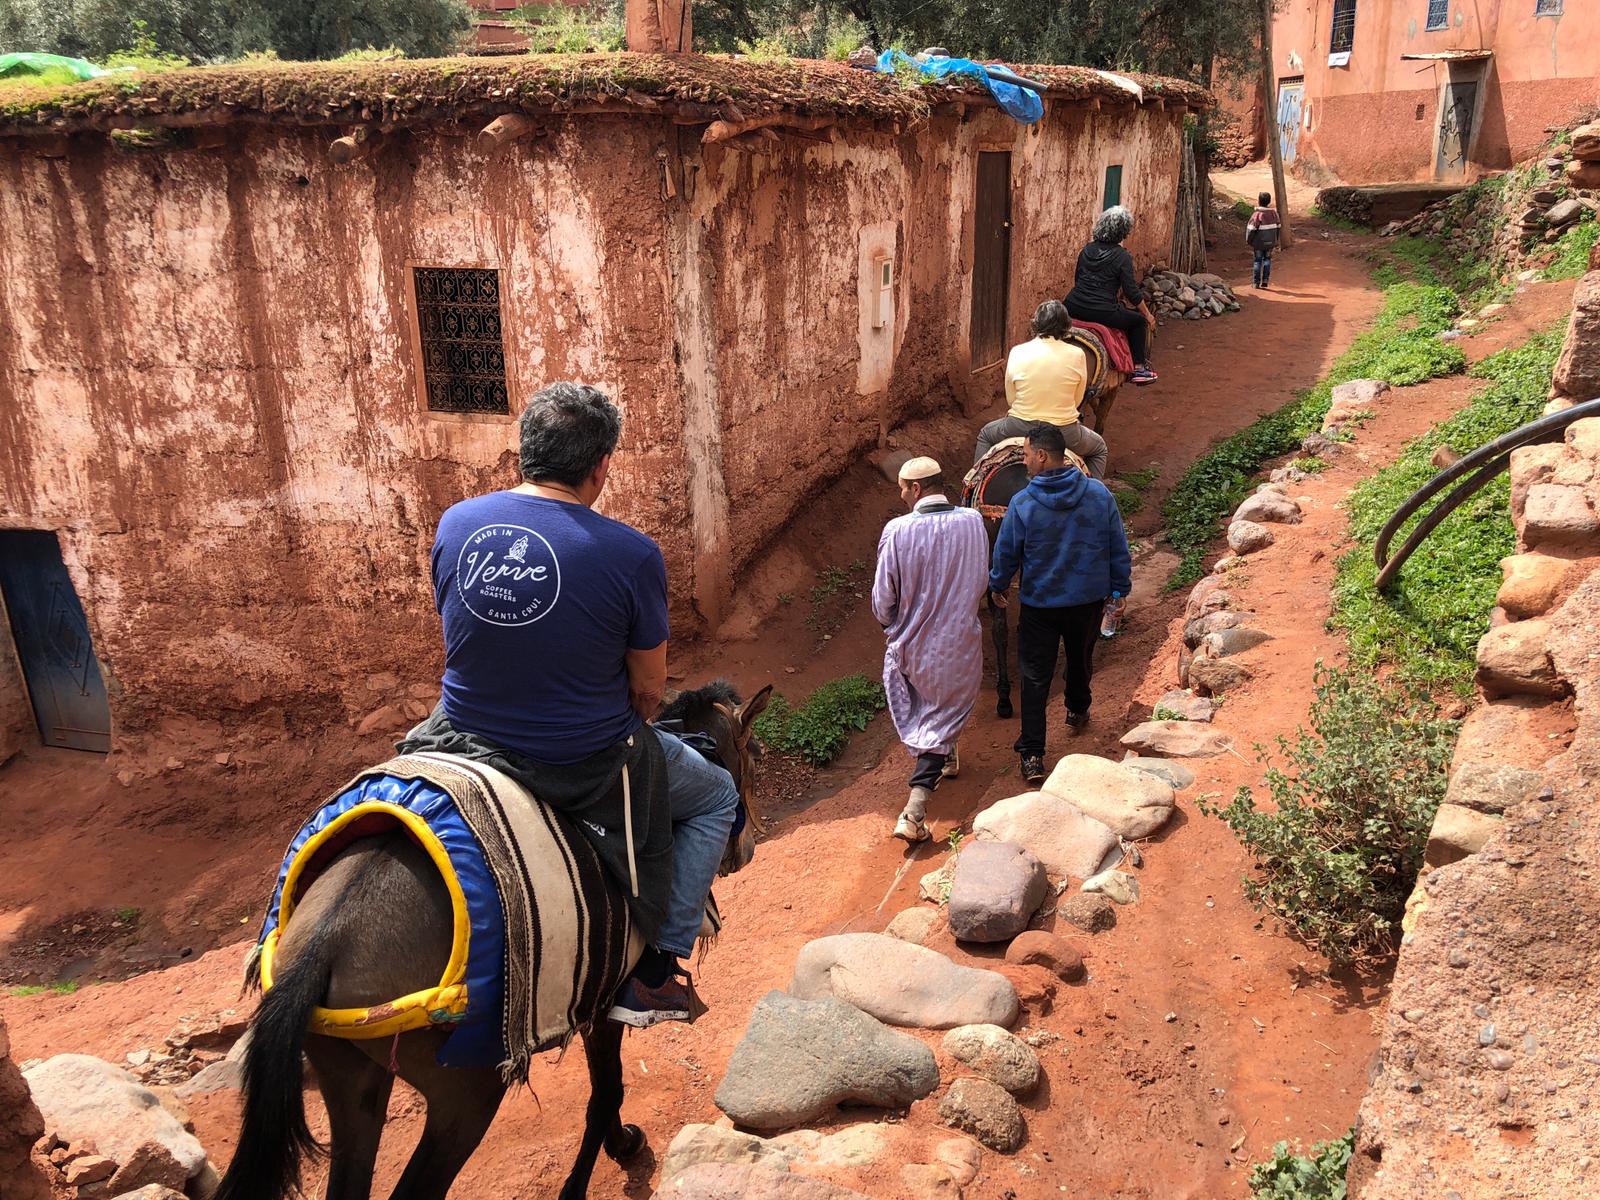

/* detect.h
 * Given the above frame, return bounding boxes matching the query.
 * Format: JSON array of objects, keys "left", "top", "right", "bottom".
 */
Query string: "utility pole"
[{"left": 1260, "top": 0, "right": 1293, "bottom": 246}]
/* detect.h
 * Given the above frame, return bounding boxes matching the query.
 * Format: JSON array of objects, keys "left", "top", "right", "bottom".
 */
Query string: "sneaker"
[
  {"left": 1130, "top": 366, "right": 1158, "bottom": 385},
  {"left": 1020, "top": 754, "right": 1046, "bottom": 785},
  {"left": 1066, "top": 711, "right": 1090, "bottom": 732},
  {"left": 608, "top": 973, "right": 693, "bottom": 1028},
  {"left": 893, "top": 814, "right": 932, "bottom": 844},
  {"left": 941, "top": 748, "right": 961, "bottom": 779}
]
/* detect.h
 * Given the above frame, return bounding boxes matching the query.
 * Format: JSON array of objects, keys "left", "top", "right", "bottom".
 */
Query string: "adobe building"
[
  {"left": 0, "top": 52, "right": 1205, "bottom": 762},
  {"left": 1253, "top": 0, "right": 1598, "bottom": 183}
]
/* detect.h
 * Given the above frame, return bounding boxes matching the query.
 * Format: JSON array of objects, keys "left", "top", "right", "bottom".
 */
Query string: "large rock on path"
[
  {"left": 942, "top": 1024, "right": 1041, "bottom": 1095},
  {"left": 938, "top": 1077, "right": 1025, "bottom": 1152},
  {"left": 1056, "top": 893, "right": 1117, "bottom": 932},
  {"left": 1154, "top": 689, "right": 1214, "bottom": 722},
  {"left": 0, "top": 1016, "right": 50, "bottom": 1200},
  {"left": 22, "top": 1056, "right": 208, "bottom": 1188},
  {"left": 715, "top": 991, "right": 938, "bottom": 1130},
  {"left": 1120, "top": 721, "right": 1234, "bottom": 758},
  {"left": 1041, "top": 754, "right": 1175, "bottom": 838},
  {"left": 1226, "top": 520, "right": 1275, "bottom": 555},
  {"left": 1004, "top": 930, "right": 1084, "bottom": 981},
  {"left": 790, "top": 934, "right": 1019, "bottom": 1029},
  {"left": 972, "top": 791, "right": 1119, "bottom": 878},
  {"left": 947, "top": 842, "right": 1048, "bottom": 943},
  {"left": 1233, "top": 491, "right": 1302, "bottom": 525},
  {"left": 1476, "top": 619, "right": 1565, "bottom": 698},
  {"left": 1120, "top": 753, "right": 1195, "bottom": 789},
  {"left": 1189, "top": 654, "right": 1253, "bottom": 696},
  {"left": 884, "top": 907, "right": 940, "bottom": 944},
  {"left": 653, "top": 1163, "right": 869, "bottom": 1199}
]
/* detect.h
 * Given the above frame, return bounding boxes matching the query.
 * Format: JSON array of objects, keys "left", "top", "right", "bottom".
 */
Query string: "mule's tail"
[{"left": 213, "top": 916, "right": 339, "bottom": 1200}]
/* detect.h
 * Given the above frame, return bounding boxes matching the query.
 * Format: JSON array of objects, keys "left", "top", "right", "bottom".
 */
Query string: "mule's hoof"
[
  {"left": 997, "top": 698, "right": 1014, "bottom": 720},
  {"left": 608, "top": 1123, "right": 647, "bottom": 1161}
]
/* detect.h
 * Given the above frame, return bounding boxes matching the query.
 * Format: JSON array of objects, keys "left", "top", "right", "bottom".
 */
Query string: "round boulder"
[{"left": 941, "top": 1025, "right": 1041, "bottom": 1096}]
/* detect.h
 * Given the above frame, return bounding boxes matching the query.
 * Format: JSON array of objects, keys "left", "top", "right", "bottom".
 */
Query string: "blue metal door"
[
  {"left": 1276, "top": 79, "right": 1305, "bottom": 166},
  {"left": 0, "top": 531, "right": 111, "bottom": 752}
]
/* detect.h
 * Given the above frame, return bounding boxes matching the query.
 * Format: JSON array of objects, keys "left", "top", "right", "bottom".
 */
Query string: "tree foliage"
[
  {"left": 0, "top": 0, "right": 472, "bottom": 63},
  {"left": 695, "top": 0, "right": 1261, "bottom": 82}
]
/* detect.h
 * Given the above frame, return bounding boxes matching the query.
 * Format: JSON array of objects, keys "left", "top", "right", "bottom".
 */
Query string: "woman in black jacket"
[{"left": 1063, "top": 205, "right": 1158, "bottom": 385}]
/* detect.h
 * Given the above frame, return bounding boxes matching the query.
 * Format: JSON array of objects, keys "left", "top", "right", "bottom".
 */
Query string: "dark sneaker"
[
  {"left": 609, "top": 974, "right": 693, "bottom": 1028},
  {"left": 1020, "top": 754, "right": 1046, "bottom": 785},
  {"left": 1130, "top": 366, "right": 1158, "bottom": 385},
  {"left": 1066, "top": 711, "right": 1090, "bottom": 732}
]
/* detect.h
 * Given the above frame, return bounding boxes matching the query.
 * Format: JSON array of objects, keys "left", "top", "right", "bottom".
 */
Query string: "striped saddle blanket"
[
  {"left": 256, "top": 752, "right": 643, "bottom": 1080},
  {"left": 962, "top": 438, "right": 1090, "bottom": 520}
]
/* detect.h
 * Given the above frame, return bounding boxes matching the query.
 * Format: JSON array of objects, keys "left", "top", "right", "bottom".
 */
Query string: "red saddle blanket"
[{"left": 1071, "top": 319, "right": 1135, "bottom": 373}]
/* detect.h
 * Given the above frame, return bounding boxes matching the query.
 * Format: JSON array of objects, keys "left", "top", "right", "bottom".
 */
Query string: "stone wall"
[
  {"left": 1350, "top": 255, "right": 1600, "bottom": 1197},
  {"left": 0, "top": 100, "right": 1184, "bottom": 756}
]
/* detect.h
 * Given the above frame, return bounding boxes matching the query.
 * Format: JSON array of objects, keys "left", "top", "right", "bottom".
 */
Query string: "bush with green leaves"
[
  {"left": 1250, "top": 1132, "right": 1353, "bottom": 1199},
  {"left": 753, "top": 674, "right": 886, "bottom": 766},
  {"left": 1547, "top": 218, "right": 1598, "bottom": 282},
  {"left": 1332, "top": 325, "right": 1564, "bottom": 690},
  {"left": 1199, "top": 666, "right": 1456, "bottom": 967},
  {"left": 1163, "top": 280, "right": 1462, "bottom": 587}
]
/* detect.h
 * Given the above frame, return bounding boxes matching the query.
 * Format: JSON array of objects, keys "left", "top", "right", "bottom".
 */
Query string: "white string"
[{"left": 623, "top": 737, "right": 639, "bottom": 898}]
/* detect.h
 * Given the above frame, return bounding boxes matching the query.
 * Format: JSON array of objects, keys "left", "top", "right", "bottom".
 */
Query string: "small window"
[
  {"left": 1426, "top": 0, "right": 1449, "bottom": 30},
  {"left": 1330, "top": 0, "right": 1358, "bottom": 57},
  {"left": 1535, "top": 0, "right": 1562, "bottom": 14},
  {"left": 1103, "top": 164, "right": 1123, "bottom": 210},
  {"left": 412, "top": 267, "right": 510, "bottom": 415}
]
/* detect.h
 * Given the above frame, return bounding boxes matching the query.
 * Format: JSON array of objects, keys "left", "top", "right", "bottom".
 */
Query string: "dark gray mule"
[{"left": 214, "top": 681, "right": 771, "bottom": 1200}]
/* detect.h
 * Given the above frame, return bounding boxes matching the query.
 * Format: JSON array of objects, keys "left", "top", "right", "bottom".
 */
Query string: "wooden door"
[
  {"left": 0, "top": 531, "right": 111, "bottom": 752},
  {"left": 970, "top": 151, "right": 1012, "bottom": 370}
]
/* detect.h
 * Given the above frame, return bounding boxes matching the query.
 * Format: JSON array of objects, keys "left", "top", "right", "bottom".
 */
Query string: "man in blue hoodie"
[{"left": 988, "top": 422, "right": 1132, "bottom": 784}]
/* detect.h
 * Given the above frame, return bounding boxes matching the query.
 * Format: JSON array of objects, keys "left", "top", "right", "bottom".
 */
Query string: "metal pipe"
[{"left": 1373, "top": 397, "right": 1600, "bottom": 591}]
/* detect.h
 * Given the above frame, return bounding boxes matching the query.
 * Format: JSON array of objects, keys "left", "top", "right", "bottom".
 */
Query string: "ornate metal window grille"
[
  {"left": 1330, "top": 0, "right": 1358, "bottom": 55},
  {"left": 1535, "top": 0, "right": 1562, "bottom": 15},
  {"left": 413, "top": 267, "right": 510, "bottom": 414},
  {"left": 1426, "top": 0, "right": 1449, "bottom": 31}
]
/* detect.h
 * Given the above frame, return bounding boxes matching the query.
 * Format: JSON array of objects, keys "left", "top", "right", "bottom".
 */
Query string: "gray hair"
[
  {"left": 1092, "top": 205, "right": 1135, "bottom": 244},
  {"left": 518, "top": 382, "right": 622, "bottom": 486},
  {"left": 1031, "top": 299, "right": 1072, "bottom": 339}
]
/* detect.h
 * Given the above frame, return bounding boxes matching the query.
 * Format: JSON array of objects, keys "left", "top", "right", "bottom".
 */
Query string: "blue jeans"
[
  {"left": 654, "top": 729, "right": 740, "bottom": 957},
  {"left": 1253, "top": 248, "right": 1273, "bottom": 286}
]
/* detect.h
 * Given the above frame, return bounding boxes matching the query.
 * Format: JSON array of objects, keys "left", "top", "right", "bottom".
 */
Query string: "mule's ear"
[{"left": 736, "top": 684, "right": 774, "bottom": 731}]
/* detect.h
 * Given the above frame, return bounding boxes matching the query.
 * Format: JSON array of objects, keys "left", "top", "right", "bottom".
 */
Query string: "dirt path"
[{"left": 4, "top": 183, "right": 1572, "bottom": 1198}]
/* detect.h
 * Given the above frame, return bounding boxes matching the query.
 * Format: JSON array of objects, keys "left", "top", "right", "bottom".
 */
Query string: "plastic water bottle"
[{"left": 1100, "top": 593, "right": 1125, "bottom": 639}]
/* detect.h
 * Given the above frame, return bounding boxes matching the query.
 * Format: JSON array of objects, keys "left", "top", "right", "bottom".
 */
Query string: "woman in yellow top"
[{"left": 972, "top": 300, "right": 1109, "bottom": 478}]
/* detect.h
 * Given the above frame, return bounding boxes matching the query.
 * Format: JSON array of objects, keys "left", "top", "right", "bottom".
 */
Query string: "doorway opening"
[{"left": 0, "top": 530, "right": 111, "bottom": 753}]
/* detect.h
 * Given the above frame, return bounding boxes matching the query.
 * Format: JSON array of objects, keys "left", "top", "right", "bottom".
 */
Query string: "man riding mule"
[{"left": 215, "top": 383, "right": 770, "bottom": 1200}]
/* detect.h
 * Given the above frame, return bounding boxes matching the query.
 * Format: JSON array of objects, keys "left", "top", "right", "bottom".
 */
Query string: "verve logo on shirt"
[{"left": 455, "top": 523, "right": 562, "bottom": 626}]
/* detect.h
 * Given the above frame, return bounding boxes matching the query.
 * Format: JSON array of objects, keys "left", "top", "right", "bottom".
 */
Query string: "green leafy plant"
[
  {"left": 103, "top": 20, "right": 189, "bottom": 73},
  {"left": 1546, "top": 219, "right": 1598, "bottom": 281},
  {"left": 115, "top": 906, "right": 141, "bottom": 924},
  {"left": 1250, "top": 1132, "right": 1353, "bottom": 1199},
  {"left": 1151, "top": 704, "right": 1187, "bottom": 722},
  {"left": 1199, "top": 666, "right": 1455, "bottom": 967},
  {"left": 1163, "top": 280, "right": 1461, "bottom": 587},
  {"left": 752, "top": 674, "right": 886, "bottom": 766},
  {"left": 806, "top": 559, "right": 869, "bottom": 637},
  {"left": 945, "top": 827, "right": 964, "bottom": 853},
  {"left": 736, "top": 35, "right": 792, "bottom": 62},
  {"left": 1332, "top": 326, "right": 1565, "bottom": 689},
  {"left": 1289, "top": 456, "right": 1328, "bottom": 473}
]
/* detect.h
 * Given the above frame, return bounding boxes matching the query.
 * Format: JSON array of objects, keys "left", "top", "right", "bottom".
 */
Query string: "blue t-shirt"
[{"left": 431, "top": 491, "right": 670, "bottom": 764}]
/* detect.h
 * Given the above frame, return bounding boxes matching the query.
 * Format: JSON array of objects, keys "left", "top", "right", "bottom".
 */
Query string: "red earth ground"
[{"left": 1, "top": 179, "right": 1581, "bottom": 1198}]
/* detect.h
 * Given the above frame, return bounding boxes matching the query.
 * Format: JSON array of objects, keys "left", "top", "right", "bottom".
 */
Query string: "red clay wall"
[
  {"left": 0, "top": 98, "right": 1183, "bottom": 754},
  {"left": 1272, "top": 0, "right": 1600, "bottom": 183}
]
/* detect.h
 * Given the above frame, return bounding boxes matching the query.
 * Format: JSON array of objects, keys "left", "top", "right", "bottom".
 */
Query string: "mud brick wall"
[
  {"left": 0, "top": 101, "right": 1184, "bottom": 754},
  {"left": 1351, "top": 259, "right": 1600, "bottom": 1198}
]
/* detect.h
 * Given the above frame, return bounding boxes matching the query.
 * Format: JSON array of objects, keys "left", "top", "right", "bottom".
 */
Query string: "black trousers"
[
  {"left": 909, "top": 752, "right": 947, "bottom": 791},
  {"left": 1066, "top": 299, "right": 1148, "bottom": 365},
  {"left": 1014, "top": 600, "right": 1104, "bottom": 757}
]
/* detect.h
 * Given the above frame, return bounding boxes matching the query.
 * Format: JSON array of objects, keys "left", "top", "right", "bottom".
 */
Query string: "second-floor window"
[
  {"left": 1426, "top": 0, "right": 1449, "bottom": 31},
  {"left": 1330, "top": 0, "right": 1358, "bottom": 60}
]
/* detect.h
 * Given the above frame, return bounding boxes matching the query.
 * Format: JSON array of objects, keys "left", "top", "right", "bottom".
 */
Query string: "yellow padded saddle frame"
[{"left": 259, "top": 800, "right": 472, "bottom": 1039}]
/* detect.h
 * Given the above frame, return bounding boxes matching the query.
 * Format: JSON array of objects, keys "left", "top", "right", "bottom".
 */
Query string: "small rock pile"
[{"left": 1142, "top": 270, "right": 1242, "bottom": 323}]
